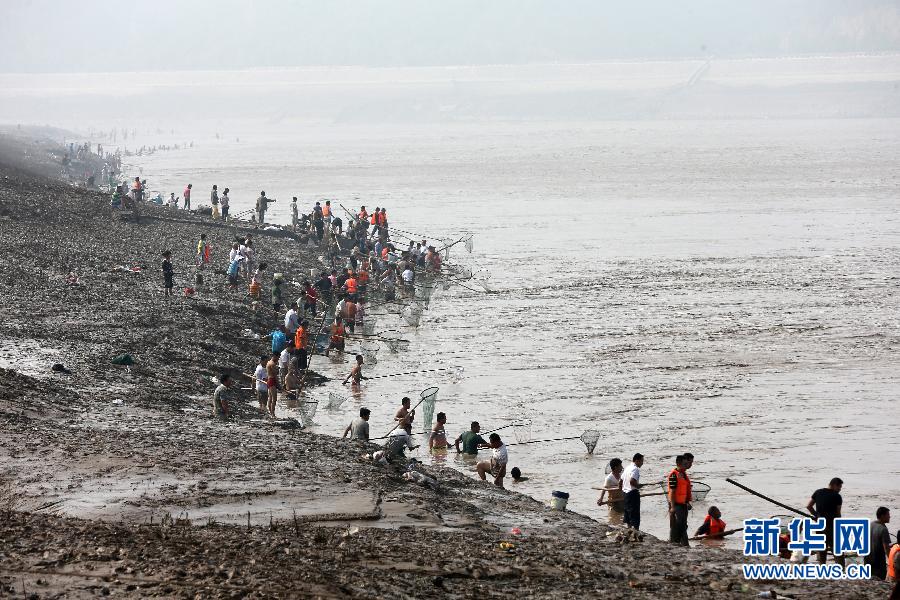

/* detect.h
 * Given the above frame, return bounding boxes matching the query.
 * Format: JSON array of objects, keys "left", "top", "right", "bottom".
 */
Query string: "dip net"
[
  {"left": 580, "top": 430, "right": 601, "bottom": 455},
  {"left": 299, "top": 400, "right": 318, "bottom": 426},
  {"left": 380, "top": 330, "right": 408, "bottom": 353},
  {"left": 473, "top": 269, "right": 493, "bottom": 292},
  {"left": 362, "top": 317, "right": 377, "bottom": 337},
  {"left": 325, "top": 392, "right": 348, "bottom": 410},
  {"left": 464, "top": 234, "right": 474, "bottom": 254},
  {"left": 403, "top": 305, "right": 423, "bottom": 327},
  {"left": 441, "top": 279, "right": 452, "bottom": 291},
  {"left": 691, "top": 481, "right": 711, "bottom": 502},
  {"left": 512, "top": 420, "right": 533, "bottom": 443},
  {"left": 420, "top": 386, "right": 439, "bottom": 428},
  {"left": 361, "top": 342, "right": 379, "bottom": 365}
]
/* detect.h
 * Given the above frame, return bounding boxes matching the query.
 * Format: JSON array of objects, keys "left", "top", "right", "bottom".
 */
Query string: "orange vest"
[
  {"left": 889, "top": 544, "right": 899, "bottom": 580},
  {"left": 378, "top": 212, "right": 386, "bottom": 225},
  {"left": 346, "top": 278, "right": 358, "bottom": 293},
  {"left": 704, "top": 515, "right": 726, "bottom": 536},
  {"left": 668, "top": 468, "right": 692, "bottom": 504},
  {"left": 322, "top": 205, "right": 331, "bottom": 217},
  {"left": 371, "top": 213, "right": 377, "bottom": 225},
  {"left": 359, "top": 210, "right": 368, "bottom": 221},
  {"left": 295, "top": 327, "right": 307, "bottom": 350},
  {"left": 331, "top": 323, "right": 344, "bottom": 342}
]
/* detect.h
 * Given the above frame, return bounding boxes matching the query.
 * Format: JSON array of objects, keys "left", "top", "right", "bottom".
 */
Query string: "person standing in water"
[
  {"left": 265, "top": 352, "right": 279, "bottom": 417},
  {"left": 343, "top": 407, "right": 371, "bottom": 442},
  {"left": 454, "top": 421, "right": 488, "bottom": 456},
  {"left": 256, "top": 191, "right": 274, "bottom": 224},
  {"left": 342, "top": 354, "right": 367, "bottom": 386},
  {"left": 476, "top": 433, "right": 508, "bottom": 488},
  {"left": 429, "top": 412, "right": 449, "bottom": 453},
  {"left": 598, "top": 458, "right": 625, "bottom": 515},
  {"left": 394, "top": 396, "right": 415, "bottom": 427},
  {"left": 183, "top": 183, "right": 192, "bottom": 210}
]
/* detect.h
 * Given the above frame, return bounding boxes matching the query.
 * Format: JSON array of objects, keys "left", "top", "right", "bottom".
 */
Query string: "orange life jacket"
[
  {"left": 295, "top": 327, "right": 307, "bottom": 350},
  {"left": 370, "top": 213, "right": 377, "bottom": 225},
  {"left": 359, "top": 210, "right": 368, "bottom": 221},
  {"left": 345, "top": 278, "right": 358, "bottom": 293},
  {"left": 322, "top": 205, "right": 331, "bottom": 217},
  {"left": 889, "top": 544, "right": 899, "bottom": 580},
  {"left": 703, "top": 515, "right": 726, "bottom": 536},
  {"left": 331, "top": 323, "right": 344, "bottom": 343},
  {"left": 378, "top": 212, "right": 386, "bottom": 226},
  {"left": 668, "top": 468, "right": 692, "bottom": 504}
]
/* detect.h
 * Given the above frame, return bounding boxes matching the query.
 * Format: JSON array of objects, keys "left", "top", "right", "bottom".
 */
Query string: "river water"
[
  {"left": 123, "top": 116, "right": 900, "bottom": 547},
  {"left": 7, "top": 56, "right": 899, "bottom": 547}
]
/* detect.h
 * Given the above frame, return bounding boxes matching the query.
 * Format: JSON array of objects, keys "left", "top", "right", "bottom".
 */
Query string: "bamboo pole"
[{"left": 726, "top": 478, "right": 813, "bottom": 518}]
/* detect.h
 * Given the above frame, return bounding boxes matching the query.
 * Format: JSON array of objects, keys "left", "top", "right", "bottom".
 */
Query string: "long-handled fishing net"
[
  {"left": 403, "top": 305, "right": 423, "bottom": 327},
  {"left": 325, "top": 392, "right": 348, "bottom": 410},
  {"left": 380, "top": 330, "right": 410, "bottom": 353},
  {"left": 512, "top": 420, "right": 533, "bottom": 443},
  {"left": 464, "top": 233, "right": 474, "bottom": 254},
  {"left": 360, "top": 342, "right": 379, "bottom": 365},
  {"left": 362, "top": 317, "right": 378, "bottom": 337},
  {"left": 580, "top": 430, "right": 601, "bottom": 454},
  {"left": 691, "top": 481, "right": 711, "bottom": 502},
  {"left": 420, "top": 386, "right": 439, "bottom": 428},
  {"left": 299, "top": 400, "right": 318, "bottom": 427},
  {"left": 472, "top": 269, "right": 493, "bottom": 292}
]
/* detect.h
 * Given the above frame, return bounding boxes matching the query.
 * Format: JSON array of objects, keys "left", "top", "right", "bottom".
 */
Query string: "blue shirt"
[
  {"left": 227, "top": 259, "right": 241, "bottom": 276},
  {"left": 271, "top": 330, "right": 287, "bottom": 354}
]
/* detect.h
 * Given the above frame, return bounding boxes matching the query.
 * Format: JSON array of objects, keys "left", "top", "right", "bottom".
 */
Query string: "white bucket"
[{"left": 550, "top": 491, "right": 569, "bottom": 511}]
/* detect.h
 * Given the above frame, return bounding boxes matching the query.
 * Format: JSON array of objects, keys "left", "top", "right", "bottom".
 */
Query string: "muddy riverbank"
[{"left": 0, "top": 132, "right": 890, "bottom": 599}]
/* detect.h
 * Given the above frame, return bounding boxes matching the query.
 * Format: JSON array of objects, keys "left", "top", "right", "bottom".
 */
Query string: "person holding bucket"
[{"left": 476, "top": 433, "right": 507, "bottom": 488}]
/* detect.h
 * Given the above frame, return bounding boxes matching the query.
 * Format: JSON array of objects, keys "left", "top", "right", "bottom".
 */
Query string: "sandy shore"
[{"left": 0, "top": 131, "right": 890, "bottom": 599}]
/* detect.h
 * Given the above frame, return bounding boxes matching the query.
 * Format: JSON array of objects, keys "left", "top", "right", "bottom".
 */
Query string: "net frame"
[
  {"left": 464, "top": 234, "right": 474, "bottom": 253},
  {"left": 326, "top": 392, "right": 348, "bottom": 410},
  {"left": 420, "top": 386, "right": 439, "bottom": 428},
  {"left": 360, "top": 342, "right": 379, "bottom": 364},
  {"left": 441, "top": 279, "right": 452, "bottom": 291},
  {"left": 512, "top": 421, "right": 533, "bottom": 443},
  {"left": 362, "top": 318, "right": 377, "bottom": 337},
  {"left": 580, "top": 430, "right": 601, "bottom": 454},
  {"left": 691, "top": 481, "right": 711, "bottom": 502},
  {"left": 299, "top": 400, "right": 318, "bottom": 426},
  {"left": 403, "top": 305, "right": 423, "bottom": 327}
]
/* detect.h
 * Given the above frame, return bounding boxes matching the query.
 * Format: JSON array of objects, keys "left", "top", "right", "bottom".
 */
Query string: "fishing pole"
[
  {"left": 495, "top": 435, "right": 583, "bottom": 448},
  {"left": 690, "top": 527, "right": 744, "bottom": 541},
  {"left": 380, "top": 394, "right": 432, "bottom": 438},
  {"left": 726, "top": 478, "right": 813, "bottom": 518}
]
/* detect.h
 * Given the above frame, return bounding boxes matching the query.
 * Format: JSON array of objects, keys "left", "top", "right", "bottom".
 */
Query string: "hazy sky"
[{"left": 2, "top": 0, "right": 900, "bottom": 73}]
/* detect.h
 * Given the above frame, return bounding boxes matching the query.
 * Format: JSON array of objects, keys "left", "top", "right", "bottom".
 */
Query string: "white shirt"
[
  {"left": 402, "top": 269, "right": 414, "bottom": 283},
  {"left": 386, "top": 430, "right": 415, "bottom": 456},
  {"left": 492, "top": 444, "right": 508, "bottom": 466},
  {"left": 279, "top": 348, "right": 291, "bottom": 370},
  {"left": 622, "top": 463, "right": 641, "bottom": 493},
  {"left": 284, "top": 309, "right": 299, "bottom": 333},
  {"left": 229, "top": 248, "right": 238, "bottom": 261},
  {"left": 604, "top": 473, "right": 621, "bottom": 490},
  {"left": 254, "top": 365, "right": 268, "bottom": 392}
]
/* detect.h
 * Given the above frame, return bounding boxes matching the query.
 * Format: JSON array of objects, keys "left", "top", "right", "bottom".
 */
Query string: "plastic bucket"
[{"left": 550, "top": 490, "right": 569, "bottom": 511}]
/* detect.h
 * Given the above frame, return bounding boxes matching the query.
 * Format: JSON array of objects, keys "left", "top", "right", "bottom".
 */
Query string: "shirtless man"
[
  {"left": 394, "top": 396, "right": 415, "bottom": 427},
  {"left": 265, "top": 352, "right": 279, "bottom": 417},
  {"left": 429, "top": 411, "right": 449, "bottom": 453},
  {"left": 342, "top": 354, "right": 368, "bottom": 386}
]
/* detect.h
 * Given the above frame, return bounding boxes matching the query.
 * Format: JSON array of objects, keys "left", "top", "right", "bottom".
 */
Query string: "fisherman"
[
  {"left": 322, "top": 200, "right": 332, "bottom": 226},
  {"left": 265, "top": 352, "right": 279, "bottom": 417},
  {"left": 622, "top": 453, "right": 646, "bottom": 530},
  {"left": 278, "top": 343, "right": 293, "bottom": 386},
  {"left": 454, "top": 421, "right": 488, "bottom": 456},
  {"left": 294, "top": 320, "right": 309, "bottom": 372},
  {"left": 183, "top": 183, "right": 192, "bottom": 210},
  {"left": 807, "top": 477, "right": 845, "bottom": 566},
  {"left": 284, "top": 302, "right": 299, "bottom": 337},
  {"left": 302, "top": 280, "right": 318, "bottom": 317},
  {"left": 695, "top": 506, "right": 726, "bottom": 538},
  {"left": 343, "top": 271, "right": 359, "bottom": 298},
  {"left": 668, "top": 454, "right": 693, "bottom": 546},
  {"left": 315, "top": 271, "right": 333, "bottom": 307},
  {"left": 331, "top": 215, "right": 343, "bottom": 236},
  {"left": 341, "top": 295, "right": 357, "bottom": 333},
  {"left": 291, "top": 197, "right": 299, "bottom": 231},
  {"left": 510, "top": 467, "right": 528, "bottom": 483},
  {"left": 428, "top": 411, "right": 449, "bottom": 453},
  {"left": 476, "top": 433, "right": 508, "bottom": 488},
  {"left": 253, "top": 355, "right": 268, "bottom": 412},
  {"left": 394, "top": 396, "right": 415, "bottom": 426},
  {"left": 381, "top": 266, "right": 397, "bottom": 302},
  {"left": 212, "top": 373, "right": 233, "bottom": 419},
  {"left": 168, "top": 192, "right": 178, "bottom": 209},
  {"left": 210, "top": 184, "right": 219, "bottom": 218},
  {"left": 867, "top": 507, "right": 892, "bottom": 580},
  {"left": 327, "top": 317, "right": 346, "bottom": 356},
  {"left": 342, "top": 354, "right": 367, "bottom": 386},
  {"left": 343, "top": 407, "right": 371, "bottom": 442},
  {"left": 161, "top": 251, "right": 174, "bottom": 297},
  {"left": 283, "top": 359, "right": 301, "bottom": 396},
  {"left": 221, "top": 187, "right": 230, "bottom": 220},
  {"left": 373, "top": 421, "right": 417, "bottom": 464},
  {"left": 312, "top": 202, "right": 324, "bottom": 241},
  {"left": 597, "top": 457, "right": 625, "bottom": 514},
  {"left": 256, "top": 190, "right": 274, "bottom": 224}
]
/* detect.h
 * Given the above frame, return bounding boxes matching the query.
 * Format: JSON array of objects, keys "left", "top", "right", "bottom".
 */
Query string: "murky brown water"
[{"left": 118, "top": 116, "right": 900, "bottom": 547}]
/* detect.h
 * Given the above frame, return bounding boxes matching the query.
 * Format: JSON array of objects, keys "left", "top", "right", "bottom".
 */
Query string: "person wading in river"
[
  {"left": 476, "top": 433, "right": 508, "bottom": 488},
  {"left": 807, "top": 477, "right": 845, "bottom": 566},
  {"left": 622, "top": 453, "right": 646, "bottom": 530},
  {"left": 598, "top": 458, "right": 625, "bottom": 514},
  {"left": 695, "top": 506, "right": 726, "bottom": 538},
  {"left": 454, "top": 421, "right": 488, "bottom": 456},
  {"left": 342, "top": 354, "right": 367, "bottom": 386},
  {"left": 668, "top": 453, "right": 693, "bottom": 546},
  {"left": 429, "top": 412, "right": 449, "bottom": 453},
  {"left": 326, "top": 317, "right": 345, "bottom": 357},
  {"left": 394, "top": 396, "right": 415, "bottom": 427}
]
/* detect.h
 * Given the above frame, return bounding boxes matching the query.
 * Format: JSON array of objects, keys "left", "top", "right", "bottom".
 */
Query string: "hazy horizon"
[{"left": 3, "top": 0, "right": 900, "bottom": 74}]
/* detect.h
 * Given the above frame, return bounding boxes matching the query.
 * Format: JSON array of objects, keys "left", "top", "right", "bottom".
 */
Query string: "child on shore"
[
  {"left": 196, "top": 234, "right": 211, "bottom": 267},
  {"left": 161, "top": 251, "right": 174, "bottom": 297},
  {"left": 227, "top": 255, "right": 243, "bottom": 290}
]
